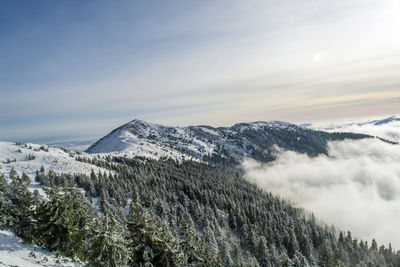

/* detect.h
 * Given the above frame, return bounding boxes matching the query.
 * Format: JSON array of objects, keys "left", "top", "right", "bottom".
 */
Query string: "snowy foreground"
[
  {"left": 0, "top": 142, "right": 109, "bottom": 179},
  {"left": 0, "top": 230, "right": 82, "bottom": 267},
  {"left": 0, "top": 142, "right": 105, "bottom": 266}
]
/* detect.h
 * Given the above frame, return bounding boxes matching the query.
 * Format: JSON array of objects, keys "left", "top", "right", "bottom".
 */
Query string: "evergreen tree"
[
  {"left": 126, "top": 197, "right": 184, "bottom": 267},
  {"left": 0, "top": 173, "right": 7, "bottom": 229},
  {"left": 318, "top": 241, "right": 341, "bottom": 267},
  {"left": 87, "top": 215, "right": 131, "bottom": 267},
  {"left": 33, "top": 187, "right": 90, "bottom": 259},
  {"left": 7, "top": 170, "right": 35, "bottom": 239},
  {"left": 370, "top": 238, "right": 378, "bottom": 251},
  {"left": 178, "top": 220, "right": 220, "bottom": 266},
  {"left": 255, "top": 236, "right": 270, "bottom": 266}
]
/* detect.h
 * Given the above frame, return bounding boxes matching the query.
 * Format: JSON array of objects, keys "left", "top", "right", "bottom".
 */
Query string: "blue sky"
[{"left": 1, "top": 0, "right": 400, "bottom": 142}]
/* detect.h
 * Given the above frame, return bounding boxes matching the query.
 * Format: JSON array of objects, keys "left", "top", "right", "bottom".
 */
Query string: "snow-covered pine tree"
[
  {"left": 178, "top": 220, "right": 220, "bottom": 266},
  {"left": 35, "top": 166, "right": 47, "bottom": 185},
  {"left": 0, "top": 172, "right": 7, "bottom": 229},
  {"left": 87, "top": 215, "right": 131, "bottom": 267},
  {"left": 33, "top": 186, "right": 90, "bottom": 260},
  {"left": 7, "top": 170, "right": 35, "bottom": 240},
  {"left": 126, "top": 196, "right": 184, "bottom": 266}
]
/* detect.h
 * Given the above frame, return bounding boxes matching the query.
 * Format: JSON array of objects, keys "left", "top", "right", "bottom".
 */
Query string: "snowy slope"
[
  {"left": 0, "top": 230, "right": 82, "bottom": 267},
  {"left": 0, "top": 143, "right": 109, "bottom": 266},
  {"left": 87, "top": 119, "right": 371, "bottom": 163},
  {"left": 0, "top": 142, "right": 110, "bottom": 179},
  {"left": 84, "top": 125, "right": 196, "bottom": 161},
  {"left": 0, "top": 141, "right": 112, "bottom": 197}
]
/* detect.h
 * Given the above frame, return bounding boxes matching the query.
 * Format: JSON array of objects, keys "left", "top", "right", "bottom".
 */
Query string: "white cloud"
[{"left": 243, "top": 138, "right": 400, "bottom": 249}]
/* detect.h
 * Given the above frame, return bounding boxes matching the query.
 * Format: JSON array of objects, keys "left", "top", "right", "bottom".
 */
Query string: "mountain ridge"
[{"left": 86, "top": 119, "right": 372, "bottom": 164}]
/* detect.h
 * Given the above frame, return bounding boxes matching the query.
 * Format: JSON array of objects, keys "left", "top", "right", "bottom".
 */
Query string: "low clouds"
[
  {"left": 243, "top": 138, "right": 400, "bottom": 249},
  {"left": 322, "top": 117, "right": 400, "bottom": 143}
]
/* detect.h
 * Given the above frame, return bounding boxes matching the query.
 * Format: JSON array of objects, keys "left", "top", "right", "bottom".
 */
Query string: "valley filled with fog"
[{"left": 244, "top": 118, "right": 400, "bottom": 249}]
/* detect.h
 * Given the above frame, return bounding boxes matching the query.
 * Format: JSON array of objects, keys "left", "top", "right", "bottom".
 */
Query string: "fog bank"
[{"left": 243, "top": 138, "right": 400, "bottom": 249}]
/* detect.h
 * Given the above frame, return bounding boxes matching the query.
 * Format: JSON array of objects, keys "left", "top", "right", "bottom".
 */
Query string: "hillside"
[
  {"left": 0, "top": 142, "right": 110, "bottom": 178},
  {"left": 0, "top": 119, "right": 399, "bottom": 266},
  {"left": 0, "top": 230, "right": 82, "bottom": 266},
  {"left": 2, "top": 155, "right": 397, "bottom": 266}
]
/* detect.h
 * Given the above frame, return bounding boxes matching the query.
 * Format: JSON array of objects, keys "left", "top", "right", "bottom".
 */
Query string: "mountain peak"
[
  {"left": 124, "top": 119, "right": 158, "bottom": 128},
  {"left": 374, "top": 115, "right": 400, "bottom": 125},
  {"left": 86, "top": 119, "right": 371, "bottom": 163}
]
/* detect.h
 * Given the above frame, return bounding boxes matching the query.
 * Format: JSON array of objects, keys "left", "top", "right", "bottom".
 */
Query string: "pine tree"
[
  {"left": 255, "top": 236, "right": 270, "bottom": 266},
  {"left": 7, "top": 171, "right": 35, "bottom": 239},
  {"left": 318, "top": 241, "right": 338, "bottom": 267},
  {"left": 370, "top": 238, "right": 378, "bottom": 251},
  {"left": 178, "top": 220, "right": 219, "bottom": 266},
  {"left": 179, "top": 220, "right": 200, "bottom": 264},
  {"left": 33, "top": 187, "right": 90, "bottom": 259},
  {"left": 126, "top": 197, "right": 184, "bottom": 266},
  {"left": 87, "top": 215, "right": 131, "bottom": 267},
  {"left": 0, "top": 173, "right": 7, "bottom": 229}
]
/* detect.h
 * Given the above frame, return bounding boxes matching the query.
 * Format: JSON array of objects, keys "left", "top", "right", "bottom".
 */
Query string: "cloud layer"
[
  {"left": 243, "top": 138, "right": 400, "bottom": 249},
  {"left": 318, "top": 117, "right": 400, "bottom": 143}
]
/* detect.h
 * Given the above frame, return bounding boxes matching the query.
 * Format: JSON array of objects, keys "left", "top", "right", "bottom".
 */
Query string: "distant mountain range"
[
  {"left": 303, "top": 115, "right": 400, "bottom": 143},
  {"left": 86, "top": 119, "right": 371, "bottom": 164},
  {"left": 369, "top": 115, "right": 400, "bottom": 125},
  {"left": 48, "top": 138, "right": 98, "bottom": 152},
  {"left": 311, "top": 115, "right": 400, "bottom": 130}
]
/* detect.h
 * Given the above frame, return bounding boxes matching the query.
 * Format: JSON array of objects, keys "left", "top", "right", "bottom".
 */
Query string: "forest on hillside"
[{"left": 1, "top": 151, "right": 399, "bottom": 266}]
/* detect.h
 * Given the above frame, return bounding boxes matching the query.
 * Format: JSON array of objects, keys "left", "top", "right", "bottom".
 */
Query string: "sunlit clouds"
[{"left": 313, "top": 50, "right": 327, "bottom": 62}]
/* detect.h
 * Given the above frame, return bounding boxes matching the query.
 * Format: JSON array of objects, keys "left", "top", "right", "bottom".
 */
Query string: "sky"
[{"left": 1, "top": 0, "right": 400, "bottom": 142}]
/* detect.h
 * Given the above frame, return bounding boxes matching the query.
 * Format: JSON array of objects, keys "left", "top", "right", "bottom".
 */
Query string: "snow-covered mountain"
[{"left": 86, "top": 119, "right": 372, "bottom": 164}]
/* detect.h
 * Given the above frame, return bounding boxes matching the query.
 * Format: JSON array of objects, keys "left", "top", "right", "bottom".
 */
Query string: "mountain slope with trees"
[
  {"left": 0, "top": 119, "right": 398, "bottom": 266},
  {"left": 1, "top": 150, "right": 399, "bottom": 266}
]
